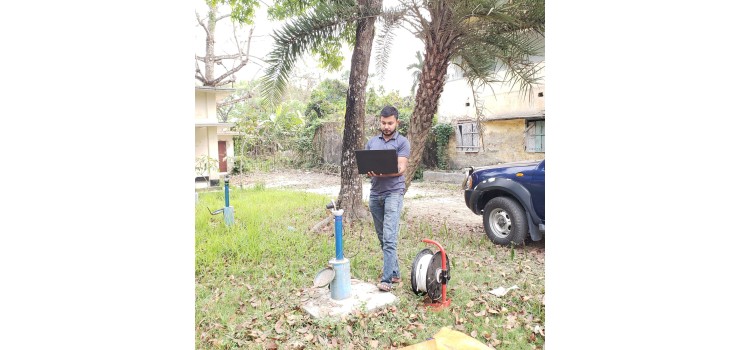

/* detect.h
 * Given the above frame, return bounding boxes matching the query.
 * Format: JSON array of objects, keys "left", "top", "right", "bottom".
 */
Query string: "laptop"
[{"left": 354, "top": 149, "right": 399, "bottom": 174}]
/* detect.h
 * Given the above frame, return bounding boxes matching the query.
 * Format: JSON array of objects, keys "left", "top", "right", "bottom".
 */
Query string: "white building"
[{"left": 194, "top": 86, "right": 239, "bottom": 187}]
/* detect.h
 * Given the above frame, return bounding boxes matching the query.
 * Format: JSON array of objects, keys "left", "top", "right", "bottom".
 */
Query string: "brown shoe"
[
  {"left": 377, "top": 282, "right": 392, "bottom": 292},
  {"left": 378, "top": 273, "right": 401, "bottom": 284}
]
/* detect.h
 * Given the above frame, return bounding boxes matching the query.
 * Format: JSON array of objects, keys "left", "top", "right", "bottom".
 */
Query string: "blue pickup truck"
[{"left": 462, "top": 159, "right": 545, "bottom": 245}]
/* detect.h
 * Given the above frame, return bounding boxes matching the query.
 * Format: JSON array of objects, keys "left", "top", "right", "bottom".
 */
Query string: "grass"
[{"left": 196, "top": 187, "right": 545, "bottom": 349}]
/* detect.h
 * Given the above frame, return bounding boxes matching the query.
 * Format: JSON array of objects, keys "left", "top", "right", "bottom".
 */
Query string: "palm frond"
[
  {"left": 447, "top": 0, "right": 545, "bottom": 102},
  {"left": 259, "top": 0, "right": 358, "bottom": 106},
  {"left": 374, "top": 5, "right": 407, "bottom": 79}
]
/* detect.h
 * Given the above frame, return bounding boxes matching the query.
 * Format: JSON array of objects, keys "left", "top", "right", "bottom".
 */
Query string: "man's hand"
[{"left": 367, "top": 171, "right": 391, "bottom": 177}]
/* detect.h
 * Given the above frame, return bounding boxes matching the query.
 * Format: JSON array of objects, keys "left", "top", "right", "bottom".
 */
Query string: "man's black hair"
[{"left": 380, "top": 105, "right": 399, "bottom": 119}]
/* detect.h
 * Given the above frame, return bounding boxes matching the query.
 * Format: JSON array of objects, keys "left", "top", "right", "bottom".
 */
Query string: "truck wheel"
[{"left": 483, "top": 197, "right": 527, "bottom": 245}]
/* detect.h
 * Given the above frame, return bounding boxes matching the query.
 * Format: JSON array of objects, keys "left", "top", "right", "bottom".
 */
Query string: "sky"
[{"left": 194, "top": 0, "right": 425, "bottom": 96}]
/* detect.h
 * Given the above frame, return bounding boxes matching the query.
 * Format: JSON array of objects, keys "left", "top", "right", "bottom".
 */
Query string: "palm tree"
[
  {"left": 399, "top": 0, "right": 545, "bottom": 189},
  {"left": 406, "top": 51, "right": 424, "bottom": 96},
  {"left": 260, "top": 0, "right": 383, "bottom": 220}
]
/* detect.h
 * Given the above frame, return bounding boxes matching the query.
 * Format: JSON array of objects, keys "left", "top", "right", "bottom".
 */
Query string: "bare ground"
[{"left": 229, "top": 169, "right": 484, "bottom": 234}]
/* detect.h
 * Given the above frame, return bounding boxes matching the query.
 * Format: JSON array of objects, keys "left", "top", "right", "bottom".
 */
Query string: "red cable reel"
[{"left": 410, "top": 239, "right": 451, "bottom": 309}]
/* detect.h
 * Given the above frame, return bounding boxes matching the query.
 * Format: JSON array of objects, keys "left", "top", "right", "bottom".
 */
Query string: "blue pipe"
[
  {"left": 334, "top": 214, "right": 343, "bottom": 260},
  {"left": 224, "top": 180, "right": 230, "bottom": 207}
]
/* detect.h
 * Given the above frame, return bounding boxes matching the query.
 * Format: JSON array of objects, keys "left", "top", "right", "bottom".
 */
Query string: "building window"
[
  {"left": 525, "top": 119, "right": 545, "bottom": 153},
  {"left": 455, "top": 121, "right": 480, "bottom": 152}
]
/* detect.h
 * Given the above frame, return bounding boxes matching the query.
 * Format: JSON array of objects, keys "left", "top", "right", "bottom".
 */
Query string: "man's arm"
[{"left": 397, "top": 156, "right": 408, "bottom": 175}]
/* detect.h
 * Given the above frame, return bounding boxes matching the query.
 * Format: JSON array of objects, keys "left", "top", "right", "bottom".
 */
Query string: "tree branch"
[
  {"left": 214, "top": 76, "right": 236, "bottom": 87},
  {"left": 195, "top": 60, "right": 204, "bottom": 80},
  {"left": 217, "top": 92, "right": 254, "bottom": 107},
  {"left": 212, "top": 53, "right": 242, "bottom": 61},
  {"left": 195, "top": 11, "right": 209, "bottom": 36},
  {"left": 208, "top": 26, "right": 254, "bottom": 86},
  {"left": 215, "top": 13, "right": 231, "bottom": 22},
  {"left": 211, "top": 61, "right": 248, "bottom": 86},
  {"left": 409, "top": 4, "right": 430, "bottom": 42},
  {"left": 310, "top": 214, "right": 333, "bottom": 233},
  {"left": 243, "top": 27, "right": 254, "bottom": 58}
]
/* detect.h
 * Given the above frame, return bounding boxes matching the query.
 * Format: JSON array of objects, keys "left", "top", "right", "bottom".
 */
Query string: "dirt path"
[{"left": 229, "top": 170, "right": 484, "bottom": 233}]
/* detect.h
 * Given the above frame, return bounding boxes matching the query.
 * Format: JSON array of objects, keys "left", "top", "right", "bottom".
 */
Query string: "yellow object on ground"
[{"left": 399, "top": 327, "right": 492, "bottom": 350}]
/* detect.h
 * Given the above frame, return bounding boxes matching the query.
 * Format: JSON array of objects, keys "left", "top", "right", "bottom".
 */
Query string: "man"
[{"left": 365, "top": 105, "right": 410, "bottom": 292}]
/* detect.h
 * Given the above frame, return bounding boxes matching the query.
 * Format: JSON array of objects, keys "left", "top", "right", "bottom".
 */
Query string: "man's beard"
[{"left": 382, "top": 128, "right": 395, "bottom": 135}]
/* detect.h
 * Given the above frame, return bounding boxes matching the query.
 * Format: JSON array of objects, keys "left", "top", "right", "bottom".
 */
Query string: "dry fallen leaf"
[
  {"left": 318, "top": 335, "right": 328, "bottom": 346},
  {"left": 304, "top": 333, "right": 314, "bottom": 342},
  {"left": 505, "top": 315, "right": 517, "bottom": 330},
  {"left": 466, "top": 301, "right": 475, "bottom": 308},
  {"left": 369, "top": 340, "right": 379, "bottom": 348},
  {"left": 471, "top": 330, "right": 478, "bottom": 338}
]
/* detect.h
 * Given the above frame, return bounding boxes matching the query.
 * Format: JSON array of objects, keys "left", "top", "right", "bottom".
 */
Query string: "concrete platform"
[{"left": 301, "top": 279, "right": 398, "bottom": 319}]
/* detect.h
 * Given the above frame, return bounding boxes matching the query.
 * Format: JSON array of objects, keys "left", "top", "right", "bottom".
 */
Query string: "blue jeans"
[{"left": 369, "top": 192, "right": 404, "bottom": 284}]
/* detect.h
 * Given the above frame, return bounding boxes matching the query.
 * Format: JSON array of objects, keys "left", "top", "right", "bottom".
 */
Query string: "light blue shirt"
[{"left": 365, "top": 131, "right": 411, "bottom": 195}]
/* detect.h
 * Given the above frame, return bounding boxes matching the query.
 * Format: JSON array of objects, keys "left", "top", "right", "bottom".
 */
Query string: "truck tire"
[{"left": 483, "top": 197, "right": 528, "bottom": 245}]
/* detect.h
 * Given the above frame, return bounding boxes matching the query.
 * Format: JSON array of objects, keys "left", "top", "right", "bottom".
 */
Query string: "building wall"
[
  {"left": 447, "top": 119, "right": 544, "bottom": 169},
  {"left": 438, "top": 78, "right": 545, "bottom": 123},
  {"left": 195, "top": 126, "right": 220, "bottom": 179},
  {"left": 195, "top": 88, "right": 234, "bottom": 184},
  {"left": 195, "top": 90, "right": 218, "bottom": 121},
  {"left": 313, "top": 121, "right": 343, "bottom": 165}
]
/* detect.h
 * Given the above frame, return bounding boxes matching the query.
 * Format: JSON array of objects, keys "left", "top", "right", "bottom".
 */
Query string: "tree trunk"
[
  {"left": 336, "top": 0, "right": 381, "bottom": 222},
  {"left": 405, "top": 3, "right": 455, "bottom": 190},
  {"left": 205, "top": 2, "right": 217, "bottom": 83},
  {"left": 406, "top": 45, "right": 450, "bottom": 190}
]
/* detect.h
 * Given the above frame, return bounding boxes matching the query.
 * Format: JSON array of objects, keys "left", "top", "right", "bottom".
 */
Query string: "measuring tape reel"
[{"left": 410, "top": 248, "right": 451, "bottom": 301}]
